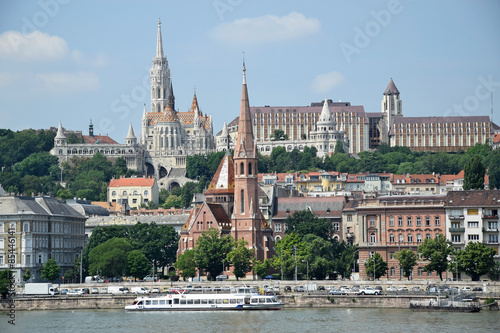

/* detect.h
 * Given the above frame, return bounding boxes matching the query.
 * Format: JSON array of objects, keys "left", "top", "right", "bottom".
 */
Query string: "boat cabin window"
[
  {"left": 230, "top": 299, "right": 237, "bottom": 304},
  {"left": 152, "top": 300, "right": 158, "bottom": 305},
  {"left": 174, "top": 299, "right": 179, "bottom": 304},
  {"left": 187, "top": 299, "right": 194, "bottom": 305},
  {"left": 180, "top": 299, "right": 186, "bottom": 305},
  {"left": 137, "top": 301, "right": 143, "bottom": 305},
  {"left": 208, "top": 299, "right": 214, "bottom": 304},
  {"left": 216, "top": 299, "right": 222, "bottom": 304},
  {"left": 251, "top": 299, "right": 258, "bottom": 304},
  {"left": 159, "top": 300, "right": 165, "bottom": 305},
  {"left": 145, "top": 300, "right": 150, "bottom": 305},
  {"left": 201, "top": 299, "right": 208, "bottom": 304}
]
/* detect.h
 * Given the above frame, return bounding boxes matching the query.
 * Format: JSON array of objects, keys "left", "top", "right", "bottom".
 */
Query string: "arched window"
[
  {"left": 399, "top": 234, "right": 404, "bottom": 242},
  {"left": 240, "top": 189, "right": 245, "bottom": 214},
  {"left": 112, "top": 191, "right": 116, "bottom": 196},
  {"left": 122, "top": 191, "right": 127, "bottom": 196},
  {"left": 407, "top": 234, "right": 413, "bottom": 242},
  {"left": 416, "top": 234, "right": 422, "bottom": 243},
  {"left": 248, "top": 162, "right": 252, "bottom": 175},
  {"left": 389, "top": 234, "right": 394, "bottom": 242},
  {"left": 390, "top": 267, "right": 395, "bottom": 276},
  {"left": 144, "top": 190, "right": 149, "bottom": 196},
  {"left": 370, "top": 233, "right": 376, "bottom": 243},
  {"left": 240, "top": 162, "right": 244, "bottom": 175},
  {"left": 426, "top": 233, "right": 431, "bottom": 239}
]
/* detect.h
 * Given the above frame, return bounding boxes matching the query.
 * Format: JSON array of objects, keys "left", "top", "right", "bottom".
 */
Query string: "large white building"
[{"left": 0, "top": 196, "right": 86, "bottom": 283}]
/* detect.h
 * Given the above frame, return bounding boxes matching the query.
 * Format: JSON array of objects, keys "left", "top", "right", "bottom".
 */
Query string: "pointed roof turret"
[
  {"left": 384, "top": 78, "right": 400, "bottom": 95},
  {"left": 221, "top": 121, "right": 228, "bottom": 137},
  {"left": 190, "top": 92, "right": 200, "bottom": 114},
  {"left": 234, "top": 61, "right": 255, "bottom": 158},
  {"left": 156, "top": 18, "right": 164, "bottom": 59},
  {"left": 55, "top": 121, "right": 66, "bottom": 139},
  {"left": 126, "top": 122, "right": 136, "bottom": 139},
  {"left": 318, "top": 98, "right": 333, "bottom": 123},
  {"left": 205, "top": 154, "right": 235, "bottom": 195}
]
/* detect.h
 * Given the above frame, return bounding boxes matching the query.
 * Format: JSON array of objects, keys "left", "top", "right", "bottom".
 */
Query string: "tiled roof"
[
  {"left": 493, "top": 133, "right": 500, "bottom": 144},
  {"left": 273, "top": 196, "right": 345, "bottom": 218},
  {"left": 83, "top": 135, "right": 118, "bottom": 144},
  {"left": 205, "top": 155, "right": 235, "bottom": 195},
  {"left": 206, "top": 203, "right": 232, "bottom": 229},
  {"left": 177, "top": 111, "right": 211, "bottom": 130},
  {"left": 109, "top": 177, "right": 156, "bottom": 188},
  {"left": 445, "top": 190, "right": 500, "bottom": 207},
  {"left": 384, "top": 78, "right": 400, "bottom": 95}
]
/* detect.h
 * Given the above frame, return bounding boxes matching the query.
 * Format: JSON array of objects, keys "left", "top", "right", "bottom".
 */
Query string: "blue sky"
[{"left": 1, "top": 0, "right": 499, "bottom": 142}]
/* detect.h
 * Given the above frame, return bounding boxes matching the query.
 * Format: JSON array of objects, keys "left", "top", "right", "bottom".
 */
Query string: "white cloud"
[
  {"left": 0, "top": 73, "right": 20, "bottom": 87},
  {"left": 212, "top": 12, "right": 320, "bottom": 44},
  {"left": 34, "top": 72, "right": 100, "bottom": 94},
  {"left": 0, "top": 30, "right": 69, "bottom": 62},
  {"left": 311, "top": 71, "right": 344, "bottom": 94}
]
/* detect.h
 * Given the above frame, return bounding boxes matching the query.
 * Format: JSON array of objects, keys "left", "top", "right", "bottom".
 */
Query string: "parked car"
[
  {"left": 412, "top": 286, "right": 421, "bottom": 292},
  {"left": 60, "top": 288, "right": 69, "bottom": 295},
  {"left": 397, "top": 286, "right": 408, "bottom": 292},
  {"left": 68, "top": 288, "right": 84, "bottom": 296},
  {"left": 294, "top": 286, "right": 305, "bottom": 292},
  {"left": 461, "top": 286, "right": 471, "bottom": 293},
  {"left": 100, "top": 287, "right": 108, "bottom": 294},
  {"left": 284, "top": 286, "right": 292, "bottom": 292},
  {"left": 91, "top": 288, "right": 99, "bottom": 294},
  {"left": 152, "top": 287, "right": 160, "bottom": 293},
  {"left": 143, "top": 275, "right": 157, "bottom": 282},
  {"left": 329, "top": 288, "right": 344, "bottom": 295},
  {"left": 374, "top": 286, "right": 383, "bottom": 293},
  {"left": 317, "top": 286, "right": 326, "bottom": 291},
  {"left": 357, "top": 286, "right": 380, "bottom": 295},
  {"left": 472, "top": 287, "right": 483, "bottom": 292},
  {"left": 82, "top": 288, "right": 90, "bottom": 294},
  {"left": 386, "top": 286, "right": 397, "bottom": 292}
]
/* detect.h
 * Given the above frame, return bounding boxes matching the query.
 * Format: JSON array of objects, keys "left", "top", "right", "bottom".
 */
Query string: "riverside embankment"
[{"left": 2, "top": 280, "right": 498, "bottom": 311}]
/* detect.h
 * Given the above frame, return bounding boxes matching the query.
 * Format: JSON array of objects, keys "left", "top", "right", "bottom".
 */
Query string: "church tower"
[
  {"left": 232, "top": 63, "right": 267, "bottom": 260},
  {"left": 380, "top": 78, "right": 402, "bottom": 143},
  {"left": 150, "top": 19, "right": 173, "bottom": 113}
]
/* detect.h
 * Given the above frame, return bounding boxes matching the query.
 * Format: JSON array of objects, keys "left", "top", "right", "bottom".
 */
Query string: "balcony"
[
  {"left": 449, "top": 215, "right": 465, "bottom": 220},
  {"left": 482, "top": 214, "right": 499, "bottom": 219},
  {"left": 449, "top": 227, "right": 465, "bottom": 232},
  {"left": 483, "top": 240, "right": 499, "bottom": 245},
  {"left": 482, "top": 227, "right": 499, "bottom": 232},
  {"left": 451, "top": 240, "right": 465, "bottom": 245},
  {"left": 345, "top": 232, "right": 354, "bottom": 238}
]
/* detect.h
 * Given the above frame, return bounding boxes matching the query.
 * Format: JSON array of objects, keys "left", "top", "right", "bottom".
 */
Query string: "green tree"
[
  {"left": 270, "top": 129, "right": 288, "bottom": 141},
  {"left": 41, "top": 258, "right": 61, "bottom": 282},
  {"left": 487, "top": 150, "right": 500, "bottom": 189},
  {"left": 181, "top": 182, "right": 197, "bottom": 208},
  {"left": 456, "top": 242, "right": 497, "bottom": 281},
  {"left": 67, "top": 133, "right": 84, "bottom": 144},
  {"left": 395, "top": 249, "right": 418, "bottom": 280},
  {"left": 284, "top": 210, "right": 331, "bottom": 240},
  {"left": 463, "top": 154, "right": 485, "bottom": 190},
  {"left": 22, "top": 269, "right": 32, "bottom": 282},
  {"left": 334, "top": 140, "right": 345, "bottom": 154},
  {"left": 194, "top": 228, "right": 235, "bottom": 280},
  {"left": 302, "top": 234, "right": 336, "bottom": 280},
  {"left": 163, "top": 195, "right": 182, "bottom": 209},
  {"left": 418, "top": 234, "right": 453, "bottom": 281},
  {"left": 127, "top": 250, "right": 151, "bottom": 280},
  {"left": 175, "top": 249, "right": 197, "bottom": 280},
  {"left": 488, "top": 262, "right": 500, "bottom": 281},
  {"left": 88, "top": 238, "right": 132, "bottom": 278},
  {"left": 0, "top": 269, "right": 14, "bottom": 298},
  {"left": 270, "top": 234, "right": 305, "bottom": 280},
  {"left": 253, "top": 259, "right": 271, "bottom": 279},
  {"left": 226, "top": 239, "right": 255, "bottom": 280},
  {"left": 364, "top": 253, "right": 388, "bottom": 280}
]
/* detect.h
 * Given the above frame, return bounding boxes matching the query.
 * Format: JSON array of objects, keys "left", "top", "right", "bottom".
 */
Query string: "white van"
[
  {"left": 108, "top": 286, "right": 124, "bottom": 295},
  {"left": 131, "top": 287, "right": 150, "bottom": 294}
]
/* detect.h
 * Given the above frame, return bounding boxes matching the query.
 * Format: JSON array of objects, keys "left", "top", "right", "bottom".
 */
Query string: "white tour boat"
[{"left": 125, "top": 286, "right": 282, "bottom": 311}]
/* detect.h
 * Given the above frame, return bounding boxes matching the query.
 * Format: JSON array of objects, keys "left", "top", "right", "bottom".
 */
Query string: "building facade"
[
  {"left": 107, "top": 177, "right": 159, "bottom": 210},
  {"left": 0, "top": 196, "right": 86, "bottom": 283}
]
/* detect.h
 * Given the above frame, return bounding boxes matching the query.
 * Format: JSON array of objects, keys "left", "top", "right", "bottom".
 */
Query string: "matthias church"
[{"left": 51, "top": 20, "right": 216, "bottom": 190}]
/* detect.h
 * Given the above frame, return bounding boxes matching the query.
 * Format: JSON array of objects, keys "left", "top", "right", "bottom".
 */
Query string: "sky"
[{"left": 0, "top": 0, "right": 499, "bottom": 142}]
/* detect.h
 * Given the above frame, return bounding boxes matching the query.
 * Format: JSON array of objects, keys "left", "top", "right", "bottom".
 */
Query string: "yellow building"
[{"left": 108, "top": 177, "right": 159, "bottom": 209}]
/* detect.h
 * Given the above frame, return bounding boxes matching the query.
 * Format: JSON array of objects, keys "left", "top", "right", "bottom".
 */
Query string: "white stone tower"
[
  {"left": 150, "top": 19, "right": 173, "bottom": 113},
  {"left": 380, "top": 78, "right": 402, "bottom": 143}
]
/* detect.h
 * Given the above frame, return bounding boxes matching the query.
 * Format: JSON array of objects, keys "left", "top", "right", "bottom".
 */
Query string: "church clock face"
[{"left": 239, "top": 152, "right": 245, "bottom": 157}]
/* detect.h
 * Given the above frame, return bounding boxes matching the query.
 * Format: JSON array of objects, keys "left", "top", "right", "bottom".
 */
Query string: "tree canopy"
[
  {"left": 418, "top": 234, "right": 453, "bottom": 281},
  {"left": 193, "top": 228, "right": 234, "bottom": 280},
  {"left": 41, "top": 258, "right": 61, "bottom": 282},
  {"left": 463, "top": 154, "right": 485, "bottom": 190},
  {"left": 395, "top": 249, "right": 418, "bottom": 280},
  {"left": 364, "top": 253, "right": 388, "bottom": 280},
  {"left": 88, "top": 238, "right": 133, "bottom": 277},
  {"left": 226, "top": 239, "right": 255, "bottom": 280},
  {"left": 284, "top": 210, "right": 331, "bottom": 240},
  {"left": 456, "top": 242, "right": 497, "bottom": 281}
]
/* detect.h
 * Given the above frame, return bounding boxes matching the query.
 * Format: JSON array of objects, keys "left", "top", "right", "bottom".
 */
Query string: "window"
[
  {"left": 23, "top": 223, "right": 29, "bottom": 232},
  {"left": 468, "top": 234, "right": 479, "bottom": 241},
  {"left": 0, "top": 223, "right": 3, "bottom": 233},
  {"left": 467, "top": 221, "right": 479, "bottom": 228},
  {"left": 122, "top": 191, "right": 127, "bottom": 196},
  {"left": 416, "top": 217, "right": 421, "bottom": 227},
  {"left": 132, "top": 199, "right": 137, "bottom": 204},
  {"left": 390, "top": 267, "right": 395, "bottom": 276},
  {"left": 248, "top": 162, "right": 252, "bottom": 175},
  {"left": 425, "top": 217, "right": 430, "bottom": 227},
  {"left": 133, "top": 190, "right": 138, "bottom": 195},
  {"left": 488, "top": 235, "right": 499, "bottom": 243},
  {"left": 418, "top": 267, "right": 423, "bottom": 276},
  {"left": 9, "top": 223, "right": 15, "bottom": 232},
  {"left": 407, "top": 234, "right": 413, "bottom": 242},
  {"left": 399, "top": 234, "right": 404, "bottom": 242},
  {"left": 347, "top": 215, "right": 352, "bottom": 222},
  {"left": 407, "top": 217, "right": 412, "bottom": 226},
  {"left": 389, "top": 234, "right": 394, "bottom": 242},
  {"left": 398, "top": 217, "right": 403, "bottom": 227},
  {"left": 467, "top": 209, "right": 478, "bottom": 215},
  {"left": 370, "top": 233, "right": 376, "bottom": 243},
  {"left": 488, "top": 222, "right": 498, "bottom": 230},
  {"left": 390, "top": 252, "right": 395, "bottom": 259},
  {"left": 417, "top": 234, "right": 422, "bottom": 243},
  {"left": 0, "top": 238, "right": 3, "bottom": 249},
  {"left": 426, "top": 233, "right": 431, "bottom": 239},
  {"left": 240, "top": 162, "right": 244, "bottom": 175},
  {"left": 434, "top": 216, "right": 440, "bottom": 226},
  {"left": 274, "top": 223, "right": 281, "bottom": 232},
  {"left": 144, "top": 190, "right": 149, "bottom": 196},
  {"left": 332, "top": 223, "right": 339, "bottom": 232},
  {"left": 369, "top": 217, "right": 375, "bottom": 227},
  {"left": 389, "top": 217, "right": 394, "bottom": 227},
  {"left": 112, "top": 191, "right": 116, "bottom": 196},
  {"left": 451, "top": 235, "right": 461, "bottom": 243},
  {"left": 240, "top": 189, "right": 245, "bottom": 214}
]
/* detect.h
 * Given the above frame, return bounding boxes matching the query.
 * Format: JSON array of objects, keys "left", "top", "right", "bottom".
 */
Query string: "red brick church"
[{"left": 178, "top": 65, "right": 274, "bottom": 276}]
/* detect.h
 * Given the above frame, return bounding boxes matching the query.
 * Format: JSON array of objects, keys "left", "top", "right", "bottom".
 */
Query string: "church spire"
[
  {"left": 55, "top": 121, "right": 66, "bottom": 139},
  {"left": 234, "top": 61, "right": 254, "bottom": 158},
  {"left": 156, "top": 18, "right": 164, "bottom": 59}
]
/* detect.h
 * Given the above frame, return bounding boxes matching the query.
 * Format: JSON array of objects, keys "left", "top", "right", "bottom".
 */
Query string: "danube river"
[{"left": 1, "top": 308, "right": 499, "bottom": 332}]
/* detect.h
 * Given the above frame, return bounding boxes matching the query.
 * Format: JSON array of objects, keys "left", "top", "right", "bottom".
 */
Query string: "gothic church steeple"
[{"left": 150, "top": 19, "right": 173, "bottom": 114}]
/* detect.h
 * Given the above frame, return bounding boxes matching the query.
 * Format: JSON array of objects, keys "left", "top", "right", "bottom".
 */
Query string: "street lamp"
[
  {"left": 293, "top": 245, "right": 298, "bottom": 281},
  {"left": 302, "top": 260, "right": 309, "bottom": 281}
]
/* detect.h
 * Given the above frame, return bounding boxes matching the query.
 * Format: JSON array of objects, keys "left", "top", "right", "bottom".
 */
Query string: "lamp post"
[
  {"left": 302, "top": 260, "right": 309, "bottom": 281},
  {"left": 293, "top": 245, "right": 297, "bottom": 281}
]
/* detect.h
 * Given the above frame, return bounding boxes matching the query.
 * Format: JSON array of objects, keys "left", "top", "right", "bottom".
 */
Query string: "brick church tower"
[{"left": 232, "top": 63, "right": 273, "bottom": 261}]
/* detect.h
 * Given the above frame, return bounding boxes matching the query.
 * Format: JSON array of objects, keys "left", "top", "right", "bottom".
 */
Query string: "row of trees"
[{"left": 365, "top": 235, "right": 499, "bottom": 281}]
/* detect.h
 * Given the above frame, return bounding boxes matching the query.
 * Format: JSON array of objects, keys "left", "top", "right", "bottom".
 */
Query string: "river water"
[{"left": 1, "top": 308, "right": 499, "bottom": 333}]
